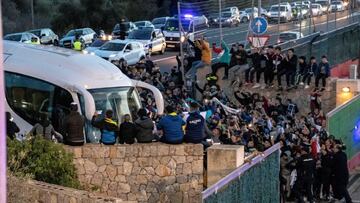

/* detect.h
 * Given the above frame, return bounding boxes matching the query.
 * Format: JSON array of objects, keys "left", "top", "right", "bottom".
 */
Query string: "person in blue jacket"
[
  {"left": 184, "top": 102, "right": 206, "bottom": 144},
  {"left": 315, "top": 55, "right": 330, "bottom": 91},
  {"left": 158, "top": 106, "right": 185, "bottom": 144}
]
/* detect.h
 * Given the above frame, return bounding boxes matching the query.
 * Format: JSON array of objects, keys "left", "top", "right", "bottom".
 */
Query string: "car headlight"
[
  {"left": 214, "top": 19, "right": 218, "bottom": 22},
  {"left": 90, "top": 52, "right": 95, "bottom": 55},
  {"left": 109, "top": 54, "right": 116, "bottom": 58},
  {"left": 226, "top": 19, "right": 231, "bottom": 22}
]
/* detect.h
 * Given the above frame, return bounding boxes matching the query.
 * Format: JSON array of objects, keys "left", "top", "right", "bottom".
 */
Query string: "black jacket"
[
  {"left": 135, "top": 117, "right": 154, "bottom": 143},
  {"left": 296, "top": 153, "right": 316, "bottom": 181},
  {"left": 298, "top": 61, "right": 308, "bottom": 74},
  {"left": 284, "top": 54, "right": 298, "bottom": 72},
  {"left": 64, "top": 111, "right": 85, "bottom": 143},
  {"left": 119, "top": 121, "right": 137, "bottom": 144},
  {"left": 188, "top": 39, "right": 202, "bottom": 61},
  {"left": 332, "top": 151, "right": 349, "bottom": 184},
  {"left": 249, "top": 52, "right": 265, "bottom": 69}
]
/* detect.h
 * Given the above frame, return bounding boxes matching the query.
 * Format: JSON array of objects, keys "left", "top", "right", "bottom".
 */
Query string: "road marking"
[{"left": 153, "top": 56, "right": 176, "bottom": 62}]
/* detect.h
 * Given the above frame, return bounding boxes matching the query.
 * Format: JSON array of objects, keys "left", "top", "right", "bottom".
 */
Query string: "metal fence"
[{"left": 202, "top": 143, "right": 281, "bottom": 203}]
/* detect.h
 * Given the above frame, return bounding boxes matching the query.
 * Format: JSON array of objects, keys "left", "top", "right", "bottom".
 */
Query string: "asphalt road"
[{"left": 151, "top": 9, "right": 360, "bottom": 73}]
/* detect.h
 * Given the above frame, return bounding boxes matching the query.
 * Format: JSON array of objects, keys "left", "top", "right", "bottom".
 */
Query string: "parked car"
[
  {"left": 268, "top": 4, "right": 293, "bottom": 22},
  {"left": 128, "top": 27, "right": 166, "bottom": 55},
  {"left": 134, "top": 21, "right": 155, "bottom": 29},
  {"left": 329, "top": 1, "right": 345, "bottom": 12},
  {"left": 213, "top": 12, "right": 240, "bottom": 27},
  {"left": 296, "top": 5, "right": 311, "bottom": 19},
  {"left": 277, "top": 31, "right": 304, "bottom": 44},
  {"left": 244, "top": 7, "right": 259, "bottom": 18},
  {"left": 83, "top": 35, "right": 112, "bottom": 53},
  {"left": 222, "top": 6, "right": 240, "bottom": 16},
  {"left": 28, "top": 28, "right": 59, "bottom": 45},
  {"left": 162, "top": 18, "right": 194, "bottom": 48},
  {"left": 151, "top": 17, "right": 169, "bottom": 29},
  {"left": 192, "top": 15, "right": 209, "bottom": 28},
  {"left": 240, "top": 11, "right": 250, "bottom": 23},
  {"left": 311, "top": 4, "right": 324, "bottom": 16},
  {"left": 59, "top": 28, "right": 97, "bottom": 48},
  {"left": 4, "top": 32, "right": 39, "bottom": 44},
  {"left": 93, "top": 40, "right": 146, "bottom": 68},
  {"left": 112, "top": 22, "right": 137, "bottom": 39},
  {"left": 302, "top": 1, "right": 311, "bottom": 6},
  {"left": 315, "top": 0, "right": 330, "bottom": 13}
]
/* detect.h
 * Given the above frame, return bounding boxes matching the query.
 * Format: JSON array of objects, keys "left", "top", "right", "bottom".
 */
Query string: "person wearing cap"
[
  {"left": 64, "top": 102, "right": 85, "bottom": 146},
  {"left": 157, "top": 106, "right": 185, "bottom": 144},
  {"left": 332, "top": 141, "right": 352, "bottom": 203},
  {"left": 134, "top": 108, "right": 155, "bottom": 143},
  {"left": 184, "top": 102, "right": 206, "bottom": 144}
]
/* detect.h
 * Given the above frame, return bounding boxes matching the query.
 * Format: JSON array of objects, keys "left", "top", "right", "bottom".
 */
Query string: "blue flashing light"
[
  {"left": 354, "top": 120, "right": 360, "bottom": 143},
  {"left": 184, "top": 14, "right": 193, "bottom": 19}
]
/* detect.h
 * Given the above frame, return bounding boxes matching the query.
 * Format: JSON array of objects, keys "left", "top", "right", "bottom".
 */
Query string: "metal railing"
[{"left": 202, "top": 143, "right": 281, "bottom": 203}]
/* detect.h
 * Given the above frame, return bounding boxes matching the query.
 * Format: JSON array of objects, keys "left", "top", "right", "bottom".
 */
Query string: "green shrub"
[{"left": 7, "top": 136, "right": 81, "bottom": 189}]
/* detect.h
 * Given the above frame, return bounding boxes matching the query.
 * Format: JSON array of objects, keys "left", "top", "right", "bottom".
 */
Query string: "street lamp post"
[
  {"left": 177, "top": 1, "right": 185, "bottom": 85},
  {"left": 219, "top": 0, "right": 223, "bottom": 44}
]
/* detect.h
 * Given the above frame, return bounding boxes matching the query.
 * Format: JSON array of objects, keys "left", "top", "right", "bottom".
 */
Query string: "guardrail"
[{"left": 202, "top": 143, "right": 281, "bottom": 203}]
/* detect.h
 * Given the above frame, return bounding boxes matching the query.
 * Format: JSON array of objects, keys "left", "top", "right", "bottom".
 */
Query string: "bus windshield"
[{"left": 85, "top": 87, "right": 141, "bottom": 142}]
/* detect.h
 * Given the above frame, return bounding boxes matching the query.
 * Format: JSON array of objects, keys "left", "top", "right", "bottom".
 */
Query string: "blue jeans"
[{"left": 185, "top": 60, "right": 206, "bottom": 80}]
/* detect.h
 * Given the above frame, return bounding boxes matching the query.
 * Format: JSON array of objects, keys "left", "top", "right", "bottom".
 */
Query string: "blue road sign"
[{"left": 250, "top": 17, "right": 268, "bottom": 35}]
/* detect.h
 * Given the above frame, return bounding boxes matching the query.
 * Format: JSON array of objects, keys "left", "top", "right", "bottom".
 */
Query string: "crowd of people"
[{"left": 6, "top": 37, "right": 352, "bottom": 202}]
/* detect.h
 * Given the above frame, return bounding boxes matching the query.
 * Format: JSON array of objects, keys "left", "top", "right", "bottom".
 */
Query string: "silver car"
[
  {"left": 4, "top": 32, "right": 40, "bottom": 44},
  {"left": 59, "top": 28, "right": 97, "bottom": 48},
  {"left": 128, "top": 28, "right": 166, "bottom": 55},
  {"left": 28, "top": 28, "right": 59, "bottom": 45}
]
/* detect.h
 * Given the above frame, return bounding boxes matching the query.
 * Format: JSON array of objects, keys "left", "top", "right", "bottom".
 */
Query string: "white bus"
[{"left": 3, "top": 41, "right": 164, "bottom": 142}]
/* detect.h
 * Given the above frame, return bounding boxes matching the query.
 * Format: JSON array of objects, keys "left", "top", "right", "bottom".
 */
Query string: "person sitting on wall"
[
  {"left": 157, "top": 106, "right": 185, "bottom": 144},
  {"left": 119, "top": 114, "right": 136, "bottom": 144},
  {"left": 91, "top": 110, "right": 118, "bottom": 145}
]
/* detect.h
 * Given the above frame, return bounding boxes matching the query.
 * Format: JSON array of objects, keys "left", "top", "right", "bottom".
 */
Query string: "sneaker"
[
  {"left": 305, "top": 85, "right": 310, "bottom": 89},
  {"left": 252, "top": 83, "right": 261, "bottom": 88},
  {"left": 299, "top": 82, "right": 304, "bottom": 86}
]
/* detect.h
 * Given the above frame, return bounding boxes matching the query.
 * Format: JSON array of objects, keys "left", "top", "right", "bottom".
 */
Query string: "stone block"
[
  {"left": 155, "top": 165, "right": 171, "bottom": 177},
  {"left": 118, "top": 183, "right": 131, "bottom": 194},
  {"left": 123, "top": 162, "right": 133, "bottom": 175},
  {"left": 115, "top": 175, "right": 126, "bottom": 182},
  {"left": 138, "top": 157, "right": 151, "bottom": 167},
  {"left": 182, "top": 163, "right": 192, "bottom": 175},
  {"left": 160, "top": 156, "right": 171, "bottom": 165},
  {"left": 90, "top": 172, "right": 103, "bottom": 187},
  {"left": 136, "top": 175, "right": 148, "bottom": 184},
  {"left": 173, "top": 156, "right": 186, "bottom": 164},
  {"left": 175, "top": 145, "right": 185, "bottom": 156},
  {"left": 158, "top": 145, "right": 170, "bottom": 156},
  {"left": 83, "top": 160, "right": 97, "bottom": 174},
  {"left": 105, "top": 165, "right": 117, "bottom": 181},
  {"left": 176, "top": 175, "right": 188, "bottom": 184},
  {"left": 191, "top": 160, "right": 203, "bottom": 175},
  {"left": 73, "top": 147, "right": 82, "bottom": 158},
  {"left": 82, "top": 147, "right": 92, "bottom": 158},
  {"left": 207, "top": 145, "right": 244, "bottom": 187},
  {"left": 109, "top": 147, "right": 117, "bottom": 158}
]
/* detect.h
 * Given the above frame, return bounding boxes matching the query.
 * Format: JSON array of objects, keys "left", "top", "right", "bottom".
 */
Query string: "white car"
[
  {"left": 329, "top": 1, "right": 345, "bottom": 12},
  {"left": 240, "top": 11, "right": 250, "bottom": 23},
  {"left": 311, "top": 4, "right": 323, "bottom": 16},
  {"left": 4, "top": 32, "right": 40, "bottom": 43},
  {"left": 268, "top": 4, "right": 293, "bottom": 22},
  {"left": 128, "top": 28, "right": 166, "bottom": 55},
  {"left": 315, "top": 0, "right": 330, "bottom": 13},
  {"left": 59, "top": 28, "right": 97, "bottom": 48},
  {"left": 134, "top": 21, "right": 155, "bottom": 29},
  {"left": 278, "top": 31, "right": 304, "bottom": 44},
  {"left": 93, "top": 40, "right": 146, "bottom": 68}
]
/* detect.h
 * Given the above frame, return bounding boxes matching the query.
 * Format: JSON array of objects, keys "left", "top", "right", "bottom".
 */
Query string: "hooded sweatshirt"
[
  {"left": 158, "top": 113, "right": 185, "bottom": 143},
  {"left": 219, "top": 40, "right": 230, "bottom": 65},
  {"left": 184, "top": 111, "right": 205, "bottom": 143},
  {"left": 135, "top": 117, "right": 155, "bottom": 143}
]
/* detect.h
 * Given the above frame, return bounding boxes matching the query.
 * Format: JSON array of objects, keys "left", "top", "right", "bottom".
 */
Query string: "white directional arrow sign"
[
  {"left": 250, "top": 17, "right": 268, "bottom": 35},
  {"left": 255, "top": 20, "right": 262, "bottom": 33}
]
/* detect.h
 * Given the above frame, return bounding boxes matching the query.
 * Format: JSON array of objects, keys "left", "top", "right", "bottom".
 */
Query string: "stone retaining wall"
[
  {"left": 7, "top": 176, "right": 126, "bottom": 203},
  {"left": 65, "top": 143, "right": 204, "bottom": 203}
]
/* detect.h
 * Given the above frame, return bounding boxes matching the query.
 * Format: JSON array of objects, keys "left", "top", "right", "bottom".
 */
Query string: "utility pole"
[
  {"left": 219, "top": 0, "right": 223, "bottom": 44},
  {"left": 177, "top": 1, "right": 185, "bottom": 85},
  {"left": 258, "top": 0, "right": 261, "bottom": 18},
  {"left": 31, "top": 0, "right": 34, "bottom": 28},
  {"left": 277, "top": 0, "right": 280, "bottom": 41},
  {"left": 309, "top": 2, "right": 312, "bottom": 35}
]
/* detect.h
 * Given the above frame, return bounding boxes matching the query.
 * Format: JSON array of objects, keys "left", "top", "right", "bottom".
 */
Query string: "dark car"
[{"left": 112, "top": 22, "right": 137, "bottom": 39}]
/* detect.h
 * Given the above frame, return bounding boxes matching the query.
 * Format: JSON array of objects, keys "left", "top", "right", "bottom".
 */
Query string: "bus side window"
[{"left": 4, "top": 72, "right": 73, "bottom": 133}]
